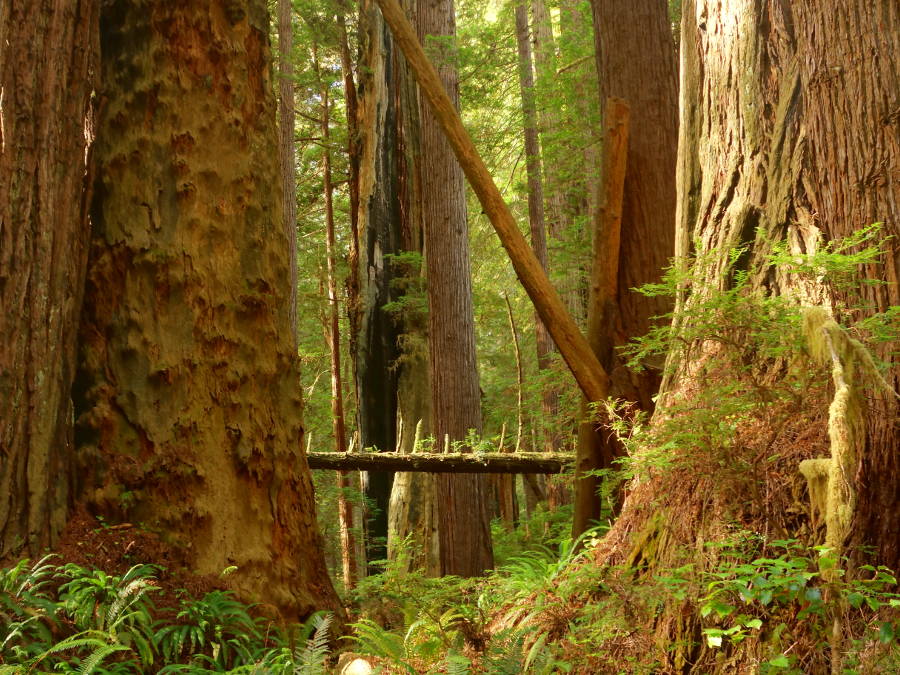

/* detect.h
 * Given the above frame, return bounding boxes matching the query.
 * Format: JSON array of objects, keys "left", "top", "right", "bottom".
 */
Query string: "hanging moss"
[{"left": 799, "top": 307, "right": 897, "bottom": 564}]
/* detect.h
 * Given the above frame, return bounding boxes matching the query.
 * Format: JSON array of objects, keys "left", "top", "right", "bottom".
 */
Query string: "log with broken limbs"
[{"left": 306, "top": 451, "right": 573, "bottom": 474}]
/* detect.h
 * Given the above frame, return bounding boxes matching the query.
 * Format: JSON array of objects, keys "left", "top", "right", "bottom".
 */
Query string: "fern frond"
[{"left": 78, "top": 643, "right": 130, "bottom": 675}]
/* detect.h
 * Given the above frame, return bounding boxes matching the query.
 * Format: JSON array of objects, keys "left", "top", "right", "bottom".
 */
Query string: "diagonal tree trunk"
[{"left": 0, "top": 0, "right": 98, "bottom": 558}]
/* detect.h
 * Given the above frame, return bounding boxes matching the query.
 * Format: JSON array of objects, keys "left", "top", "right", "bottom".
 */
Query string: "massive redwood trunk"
[
  {"left": 74, "top": 0, "right": 343, "bottom": 621},
  {"left": 790, "top": 0, "right": 899, "bottom": 567},
  {"left": 665, "top": 0, "right": 900, "bottom": 568},
  {"left": 0, "top": 0, "right": 98, "bottom": 557},
  {"left": 590, "top": 0, "right": 899, "bottom": 669}
]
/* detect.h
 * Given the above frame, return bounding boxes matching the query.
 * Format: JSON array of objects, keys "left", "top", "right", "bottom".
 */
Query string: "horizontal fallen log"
[{"left": 305, "top": 451, "right": 574, "bottom": 474}]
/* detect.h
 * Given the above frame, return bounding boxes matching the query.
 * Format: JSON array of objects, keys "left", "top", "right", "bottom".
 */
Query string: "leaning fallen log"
[{"left": 305, "top": 451, "right": 573, "bottom": 474}]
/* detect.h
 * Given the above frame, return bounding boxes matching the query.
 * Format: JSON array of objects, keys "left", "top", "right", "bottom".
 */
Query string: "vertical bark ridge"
[
  {"left": 0, "top": 0, "right": 98, "bottom": 557},
  {"left": 416, "top": 0, "right": 493, "bottom": 576}
]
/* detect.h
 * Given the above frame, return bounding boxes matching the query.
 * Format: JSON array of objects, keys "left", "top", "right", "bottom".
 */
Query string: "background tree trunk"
[
  {"left": 0, "top": 0, "right": 98, "bottom": 558},
  {"left": 277, "top": 0, "right": 298, "bottom": 346},
  {"left": 590, "top": 0, "right": 678, "bottom": 409},
  {"left": 571, "top": 0, "right": 678, "bottom": 526},
  {"left": 417, "top": 0, "right": 494, "bottom": 576},
  {"left": 74, "top": 0, "right": 343, "bottom": 621},
  {"left": 355, "top": 0, "right": 403, "bottom": 569},
  {"left": 514, "top": 2, "right": 554, "bottom": 509},
  {"left": 356, "top": 0, "right": 434, "bottom": 572},
  {"left": 315, "top": 45, "right": 358, "bottom": 592}
]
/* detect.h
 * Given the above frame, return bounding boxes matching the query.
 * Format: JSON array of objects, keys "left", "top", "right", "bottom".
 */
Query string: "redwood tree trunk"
[
  {"left": 277, "top": 0, "right": 298, "bottom": 345},
  {"left": 590, "top": 0, "right": 678, "bottom": 408},
  {"left": 316, "top": 46, "right": 358, "bottom": 591},
  {"left": 356, "top": 0, "right": 433, "bottom": 571},
  {"left": 594, "top": 0, "right": 900, "bottom": 668},
  {"left": 791, "top": 0, "right": 899, "bottom": 567},
  {"left": 513, "top": 1, "right": 554, "bottom": 508},
  {"left": 355, "top": 0, "right": 401, "bottom": 569},
  {"left": 0, "top": 0, "right": 98, "bottom": 557},
  {"left": 75, "top": 0, "right": 343, "bottom": 621},
  {"left": 571, "top": 0, "right": 678, "bottom": 528},
  {"left": 417, "top": 0, "right": 493, "bottom": 576}
]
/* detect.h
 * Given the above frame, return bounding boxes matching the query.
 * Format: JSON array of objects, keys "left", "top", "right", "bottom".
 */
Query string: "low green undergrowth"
[
  {"left": 2, "top": 534, "right": 897, "bottom": 673},
  {"left": 0, "top": 556, "right": 331, "bottom": 674}
]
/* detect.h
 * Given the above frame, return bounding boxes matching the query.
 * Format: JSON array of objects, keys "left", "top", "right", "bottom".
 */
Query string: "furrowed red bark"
[
  {"left": 0, "top": 0, "right": 98, "bottom": 557},
  {"left": 416, "top": 0, "right": 493, "bottom": 577}
]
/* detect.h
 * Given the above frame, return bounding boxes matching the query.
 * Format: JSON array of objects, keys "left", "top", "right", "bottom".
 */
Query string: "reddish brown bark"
[
  {"left": 0, "top": 0, "right": 98, "bottom": 557},
  {"left": 315, "top": 44, "right": 358, "bottom": 591},
  {"left": 415, "top": 0, "right": 493, "bottom": 577},
  {"left": 791, "top": 0, "right": 900, "bottom": 567},
  {"left": 590, "top": 0, "right": 678, "bottom": 410},
  {"left": 591, "top": 1, "right": 899, "bottom": 668}
]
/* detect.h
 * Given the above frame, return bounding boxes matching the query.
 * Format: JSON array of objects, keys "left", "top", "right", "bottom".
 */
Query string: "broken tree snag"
[
  {"left": 588, "top": 97, "right": 630, "bottom": 359},
  {"left": 573, "top": 98, "right": 630, "bottom": 539},
  {"left": 306, "top": 452, "right": 572, "bottom": 474},
  {"left": 374, "top": 0, "right": 609, "bottom": 404}
]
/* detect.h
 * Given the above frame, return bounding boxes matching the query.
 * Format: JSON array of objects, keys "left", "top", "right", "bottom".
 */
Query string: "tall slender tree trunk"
[
  {"left": 356, "top": 0, "right": 434, "bottom": 571},
  {"left": 417, "top": 0, "right": 493, "bottom": 576},
  {"left": 277, "top": 0, "right": 298, "bottom": 345},
  {"left": 338, "top": 9, "right": 362, "bottom": 380},
  {"left": 514, "top": 2, "right": 554, "bottom": 507},
  {"left": 337, "top": 7, "right": 365, "bottom": 585},
  {"left": 530, "top": 0, "right": 565, "bottom": 244},
  {"left": 315, "top": 46, "right": 358, "bottom": 592},
  {"left": 0, "top": 0, "right": 98, "bottom": 557},
  {"left": 75, "top": 0, "right": 343, "bottom": 621},
  {"left": 497, "top": 293, "right": 523, "bottom": 529}
]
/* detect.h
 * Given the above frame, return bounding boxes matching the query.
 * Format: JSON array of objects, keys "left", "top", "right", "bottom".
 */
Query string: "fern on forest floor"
[{"left": 0, "top": 557, "right": 334, "bottom": 674}]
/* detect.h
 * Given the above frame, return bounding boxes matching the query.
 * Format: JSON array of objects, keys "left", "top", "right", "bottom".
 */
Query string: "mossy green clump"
[{"left": 800, "top": 306, "right": 897, "bottom": 567}]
